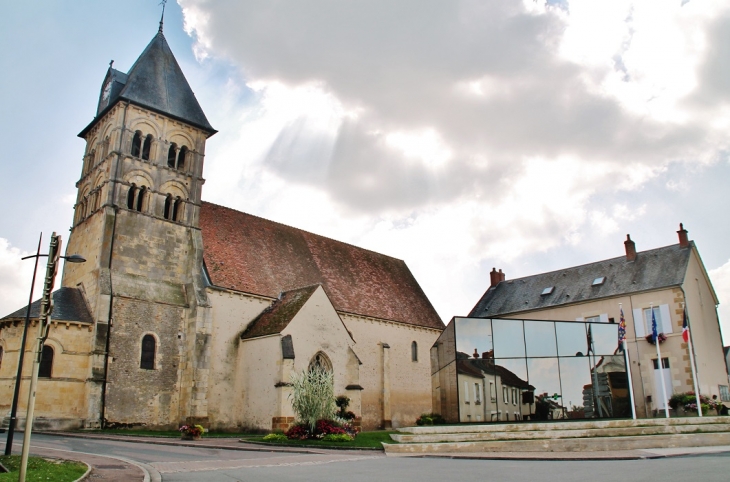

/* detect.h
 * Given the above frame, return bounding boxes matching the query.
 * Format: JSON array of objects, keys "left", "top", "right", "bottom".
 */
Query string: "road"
[{"left": 3, "top": 432, "right": 730, "bottom": 481}]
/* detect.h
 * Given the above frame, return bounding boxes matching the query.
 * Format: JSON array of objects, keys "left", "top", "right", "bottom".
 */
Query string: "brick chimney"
[
  {"left": 624, "top": 234, "right": 636, "bottom": 261},
  {"left": 677, "top": 223, "right": 689, "bottom": 248},
  {"left": 490, "top": 268, "right": 500, "bottom": 287}
]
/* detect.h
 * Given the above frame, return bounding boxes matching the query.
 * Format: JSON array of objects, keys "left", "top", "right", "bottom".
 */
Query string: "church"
[{"left": 0, "top": 26, "right": 443, "bottom": 432}]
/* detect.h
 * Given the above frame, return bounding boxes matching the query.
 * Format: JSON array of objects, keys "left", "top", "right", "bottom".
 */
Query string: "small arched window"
[
  {"left": 131, "top": 131, "right": 142, "bottom": 157},
  {"left": 177, "top": 146, "right": 188, "bottom": 170},
  {"left": 140, "top": 334, "right": 156, "bottom": 370},
  {"left": 167, "top": 144, "right": 177, "bottom": 168},
  {"left": 39, "top": 345, "right": 54, "bottom": 378},
  {"left": 136, "top": 186, "right": 146, "bottom": 212},
  {"left": 411, "top": 341, "right": 418, "bottom": 362},
  {"left": 141, "top": 134, "right": 153, "bottom": 160},
  {"left": 127, "top": 184, "right": 137, "bottom": 209},
  {"left": 85, "top": 150, "right": 95, "bottom": 175},
  {"left": 163, "top": 194, "right": 173, "bottom": 220}
]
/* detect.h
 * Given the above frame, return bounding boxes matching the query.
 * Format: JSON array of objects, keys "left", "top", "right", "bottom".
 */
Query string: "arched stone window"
[
  {"left": 136, "top": 186, "right": 146, "bottom": 212},
  {"left": 308, "top": 351, "right": 332, "bottom": 372},
  {"left": 173, "top": 197, "right": 183, "bottom": 222},
  {"left": 127, "top": 184, "right": 137, "bottom": 209},
  {"left": 140, "top": 334, "right": 156, "bottom": 370},
  {"left": 167, "top": 144, "right": 177, "bottom": 168},
  {"left": 39, "top": 345, "right": 54, "bottom": 378},
  {"left": 177, "top": 145, "right": 188, "bottom": 170},
  {"left": 412, "top": 341, "right": 418, "bottom": 362},
  {"left": 131, "top": 131, "right": 142, "bottom": 157},
  {"left": 141, "top": 134, "right": 153, "bottom": 160},
  {"left": 163, "top": 194, "right": 173, "bottom": 220},
  {"left": 85, "top": 150, "right": 95, "bottom": 175}
]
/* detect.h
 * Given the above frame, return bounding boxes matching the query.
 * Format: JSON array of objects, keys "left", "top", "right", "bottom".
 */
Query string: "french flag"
[{"left": 682, "top": 309, "right": 689, "bottom": 343}]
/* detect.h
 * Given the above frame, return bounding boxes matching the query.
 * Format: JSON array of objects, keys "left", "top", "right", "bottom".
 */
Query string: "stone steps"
[{"left": 384, "top": 417, "right": 730, "bottom": 454}]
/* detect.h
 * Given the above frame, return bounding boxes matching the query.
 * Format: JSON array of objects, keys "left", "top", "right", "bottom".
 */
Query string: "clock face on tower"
[{"left": 100, "top": 79, "right": 112, "bottom": 109}]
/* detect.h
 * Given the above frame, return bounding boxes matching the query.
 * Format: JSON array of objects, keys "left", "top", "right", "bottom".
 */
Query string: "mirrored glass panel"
[
  {"left": 593, "top": 354, "right": 631, "bottom": 418},
  {"left": 493, "top": 358, "right": 530, "bottom": 421},
  {"left": 492, "top": 319, "right": 525, "bottom": 358},
  {"left": 556, "top": 321, "right": 588, "bottom": 357},
  {"left": 524, "top": 320, "right": 558, "bottom": 357},
  {"left": 455, "top": 317, "right": 493, "bottom": 360},
  {"left": 432, "top": 320, "right": 456, "bottom": 373},
  {"left": 526, "top": 358, "right": 563, "bottom": 420},
  {"left": 590, "top": 323, "right": 620, "bottom": 356},
  {"left": 557, "top": 357, "right": 591, "bottom": 419}
]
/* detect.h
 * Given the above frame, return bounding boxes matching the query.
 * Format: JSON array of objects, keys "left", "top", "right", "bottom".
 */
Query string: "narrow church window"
[
  {"left": 140, "top": 334, "right": 156, "bottom": 370},
  {"left": 177, "top": 146, "right": 188, "bottom": 170},
  {"left": 168, "top": 144, "right": 177, "bottom": 168},
  {"left": 172, "top": 197, "right": 183, "bottom": 222},
  {"left": 411, "top": 341, "right": 418, "bottom": 362},
  {"left": 0, "top": 346, "right": 3, "bottom": 370},
  {"left": 39, "top": 345, "right": 54, "bottom": 378},
  {"left": 85, "top": 150, "right": 95, "bottom": 175},
  {"left": 127, "top": 184, "right": 137, "bottom": 210},
  {"left": 142, "top": 134, "right": 153, "bottom": 160},
  {"left": 308, "top": 352, "right": 332, "bottom": 372},
  {"left": 136, "top": 186, "right": 146, "bottom": 212},
  {"left": 131, "top": 131, "right": 142, "bottom": 157},
  {"left": 163, "top": 194, "right": 172, "bottom": 219}
]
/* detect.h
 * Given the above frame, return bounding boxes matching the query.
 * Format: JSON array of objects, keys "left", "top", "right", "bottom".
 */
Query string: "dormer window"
[
  {"left": 592, "top": 277, "right": 606, "bottom": 286},
  {"left": 541, "top": 286, "right": 554, "bottom": 296}
]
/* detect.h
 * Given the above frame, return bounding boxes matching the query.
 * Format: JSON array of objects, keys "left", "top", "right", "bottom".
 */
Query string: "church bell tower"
[{"left": 62, "top": 22, "right": 216, "bottom": 428}]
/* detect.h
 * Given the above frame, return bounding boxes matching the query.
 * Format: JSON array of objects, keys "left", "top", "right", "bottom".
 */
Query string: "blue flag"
[{"left": 651, "top": 308, "right": 658, "bottom": 342}]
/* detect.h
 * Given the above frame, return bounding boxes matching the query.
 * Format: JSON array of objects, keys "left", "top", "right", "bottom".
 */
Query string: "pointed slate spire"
[{"left": 80, "top": 29, "right": 216, "bottom": 137}]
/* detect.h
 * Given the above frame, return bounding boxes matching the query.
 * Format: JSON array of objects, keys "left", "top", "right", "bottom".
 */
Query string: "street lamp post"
[{"left": 3, "top": 233, "right": 86, "bottom": 461}]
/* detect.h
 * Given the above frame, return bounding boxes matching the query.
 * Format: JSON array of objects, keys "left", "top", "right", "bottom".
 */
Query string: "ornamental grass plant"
[{"left": 289, "top": 367, "right": 337, "bottom": 433}]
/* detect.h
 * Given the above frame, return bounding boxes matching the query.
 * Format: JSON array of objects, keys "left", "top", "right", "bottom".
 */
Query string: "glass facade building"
[{"left": 431, "top": 317, "right": 632, "bottom": 423}]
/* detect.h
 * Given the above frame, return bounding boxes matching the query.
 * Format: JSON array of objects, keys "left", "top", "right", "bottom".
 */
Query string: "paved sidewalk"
[{"left": 18, "top": 444, "right": 148, "bottom": 481}]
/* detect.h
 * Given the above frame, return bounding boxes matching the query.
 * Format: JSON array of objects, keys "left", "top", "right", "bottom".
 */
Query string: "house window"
[
  {"left": 463, "top": 381, "right": 469, "bottom": 403},
  {"left": 140, "top": 335, "right": 156, "bottom": 370},
  {"left": 512, "top": 388, "right": 517, "bottom": 405},
  {"left": 652, "top": 358, "right": 670, "bottom": 369},
  {"left": 474, "top": 383, "right": 481, "bottom": 404},
  {"left": 489, "top": 381, "right": 496, "bottom": 402},
  {"left": 643, "top": 307, "right": 664, "bottom": 334},
  {"left": 168, "top": 144, "right": 177, "bottom": 168},
  {"left": 411, "top": 341, "right": 418, "bottom": 362},
  {"left": 131, "top": 131, "right": 142, "bottom": 157},
  {"left": 720, "top": 385, "right": 730, "bottom": 402},
  {"left": 503, "top": 386, "right": 508, "bottom": 403},
  {"left": 38, "top": 345, "right": 54, "bottom": 378},
  {"left": 142, "top": 134, "right": 153, "bottom": 160},
  {"left": 585, "top": 315, "right": 601, "bottom": 323}
]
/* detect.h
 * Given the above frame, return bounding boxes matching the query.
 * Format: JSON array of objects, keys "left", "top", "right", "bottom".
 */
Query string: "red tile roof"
[
  {"left": 200, "top": 202, "right": 444, "bottom": 330},
  {"left": 240, "top": 285, "right": 319, "bottom": 340}
]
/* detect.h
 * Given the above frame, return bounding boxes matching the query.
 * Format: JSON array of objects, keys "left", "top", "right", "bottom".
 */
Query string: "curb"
[{"left": 73, "top": 461, "right": 92, "bottom": 482}]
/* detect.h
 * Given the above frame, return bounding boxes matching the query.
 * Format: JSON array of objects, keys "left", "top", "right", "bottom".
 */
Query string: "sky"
[{"left": 1, "top": 1, "right": 729, "bottom": 343}]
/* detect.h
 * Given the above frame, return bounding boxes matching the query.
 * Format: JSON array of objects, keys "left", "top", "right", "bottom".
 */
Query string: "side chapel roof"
[
  {"left": 470, "top": 242, "right": 694, "bottom": 318},
  {"left": 200, "top": 202, "right": 444, "bottom": 330},
  {"left": 240, "top": 285, "right": 320, "bottom": 340},
  {"left": 1, "top": 288, "right": 93, "bottom": 324},
  {"left": 80, "top": 31, "right": 215, "bottom": 137}
]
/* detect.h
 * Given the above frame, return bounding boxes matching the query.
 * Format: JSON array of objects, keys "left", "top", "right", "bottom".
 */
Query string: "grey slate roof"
[
  {"left": 80, "top": 32, "right": 215, "bottom": 137},
  {"left": 1, "top": 288, "right": 93, "bottom": 324},
  {"left": 469, "top": 242, "right": 693, "bottom": 318}
]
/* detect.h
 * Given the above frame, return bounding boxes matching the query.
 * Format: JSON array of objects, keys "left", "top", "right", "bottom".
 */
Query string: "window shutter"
[
  {"left": 659, "top": 304, "right": 673, "bottom": 333},
  {"left": 599, "top": 313, "right": 609, "bottom": 323},
  {"left": 633, "top": 308, "right": 645, "bottom": 337}
]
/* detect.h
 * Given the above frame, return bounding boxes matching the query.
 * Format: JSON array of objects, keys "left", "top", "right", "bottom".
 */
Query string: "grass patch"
[
  {"left": 0, "top": 455, "right": 87, "bottom": 482},
  {"left": 241, "top": 430, "right": 396, "bottom": 449},
  {"left": 70, "top": 429, "right": 259, "bottom": 438}
]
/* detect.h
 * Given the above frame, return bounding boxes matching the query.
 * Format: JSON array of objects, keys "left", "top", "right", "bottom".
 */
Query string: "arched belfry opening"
[{"left": 308, "top": 351, "right": 332, "bottom": 372}]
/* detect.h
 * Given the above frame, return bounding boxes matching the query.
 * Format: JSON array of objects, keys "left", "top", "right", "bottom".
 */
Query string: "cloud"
[
  {"left": 177, "top": 0, "right": 730, "bottom": 322},
  {"left": 709, "top": 259, "right": 730, "bottom": 340},
  {"left": 0, "top": 238, "right": 44, "bottom": 318}
]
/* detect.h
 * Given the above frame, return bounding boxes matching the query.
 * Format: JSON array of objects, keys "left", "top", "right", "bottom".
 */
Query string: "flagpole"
[
  {"left": 652, "top": 304, "right": 670, "bottom": 418},
  {"left": 684, "top": 304, "right": 702, "bottom": 417},
  {"left": 619, "top": 304, "right": 637, "bottom": 420}
]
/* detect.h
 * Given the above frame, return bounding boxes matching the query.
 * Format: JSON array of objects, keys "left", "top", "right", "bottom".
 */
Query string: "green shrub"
[
  {"left": 262, "top": 433, "right": 288, "bottom": 442},
  {"left": 322, "top": 433, "right": 353, "bottom": 442},
  {"left": 415, "top": 413, "right": 445, "bottom": 425}
]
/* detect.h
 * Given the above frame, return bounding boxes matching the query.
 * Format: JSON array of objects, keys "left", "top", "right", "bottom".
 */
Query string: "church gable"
[{"left": 200, "top": 202, "right": 443, "bottom": 330}]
